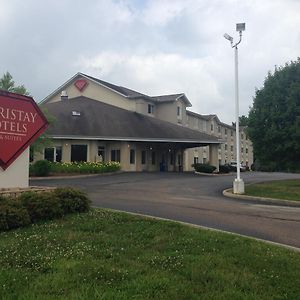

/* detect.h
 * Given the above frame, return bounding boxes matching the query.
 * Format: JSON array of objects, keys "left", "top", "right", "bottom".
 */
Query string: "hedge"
[
  {"left": 0, "top": 188, "right": 91, "bottom": 232},
  {"left": 193, "top": 163, "right": 216, "bottom": 173}
]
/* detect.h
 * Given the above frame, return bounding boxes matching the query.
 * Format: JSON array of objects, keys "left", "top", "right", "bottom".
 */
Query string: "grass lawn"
[
  {"left": 245, "top": 179, "right": 300, "bottom": 201},
  {"left": 0, "top": 209, "right": 300, "bottom": 299}
]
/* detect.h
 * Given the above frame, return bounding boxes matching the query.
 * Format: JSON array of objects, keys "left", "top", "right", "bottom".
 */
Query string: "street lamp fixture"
[
  {"left": 224, "top": 23, "right": 246, "bottom": 194},
  {"left": 223, "top": 33, "right": 233, "bottom": 42}
]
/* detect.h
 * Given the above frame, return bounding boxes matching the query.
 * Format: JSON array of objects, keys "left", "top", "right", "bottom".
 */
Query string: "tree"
[
  {"left": 0, "top": 72, "right": 30, "bottom": 96},
  {"left": 232, "top": 115, "right": 249, "bottom": 127},
  {"left": 247, "top": 58, "right": 300, "bottom": 172}
]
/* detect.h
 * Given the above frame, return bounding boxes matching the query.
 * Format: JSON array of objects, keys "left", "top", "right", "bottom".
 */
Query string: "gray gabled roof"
[
  {"left": 151, "top": 93, "right": 192, "bottom": 107},
  {"left": 41, "top": 72, "right": 192, "bottom": 107},
  {"left": 187, "top": 110, "right": 234, "bottom": 129},
  {"left": 42, "top": 96, "right": 221, "bottom": 145},
  {"left": 83, "top": 73, "right": 152, "bottom": 99}
]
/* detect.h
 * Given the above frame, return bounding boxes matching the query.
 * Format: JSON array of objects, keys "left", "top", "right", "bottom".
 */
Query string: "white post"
[
  {"left": 233, "top": 45, "right": 244, "bottom": 194},
  {"left": 224, "top": 23, "right": 246, "bottom": 194}
]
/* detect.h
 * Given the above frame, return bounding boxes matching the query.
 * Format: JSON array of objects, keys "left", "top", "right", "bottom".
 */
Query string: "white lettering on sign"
[{"left": 0, "top": 106, "right": 36, "bottom": 135}]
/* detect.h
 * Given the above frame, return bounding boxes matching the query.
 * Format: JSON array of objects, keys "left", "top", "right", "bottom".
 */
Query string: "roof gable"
[{"left": 41, "top": 72, "right": 192, "bottom": 107}]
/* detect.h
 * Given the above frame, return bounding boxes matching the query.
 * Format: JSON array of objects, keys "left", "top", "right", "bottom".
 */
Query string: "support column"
[
  {"left": 209, "top": 144, "right": 219, "bottom": 172},
  {"left": 0, "top": 148, "right": 29, "bottom": 189}
]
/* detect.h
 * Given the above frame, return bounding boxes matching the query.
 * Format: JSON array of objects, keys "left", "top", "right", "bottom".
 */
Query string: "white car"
[{"left": 230, "top": 162, "right": 246, "bottom": 172}]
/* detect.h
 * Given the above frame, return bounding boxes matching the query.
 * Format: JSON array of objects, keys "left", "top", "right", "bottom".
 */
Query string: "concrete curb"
[
  {"left": 223, "top": 188, "right": 300, "bottom": 207},
  {"left": 93, "top": 207, "right": 300, "bottom": 253},
  {"left": 30, "top": 171, "right": 123, "bottom": 180},
  {"left": 194, "top": 171, "right": 232, "bottom": 176}
]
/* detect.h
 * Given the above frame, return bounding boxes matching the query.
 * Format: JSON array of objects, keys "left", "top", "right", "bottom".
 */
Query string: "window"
[
  {"left": 225, "top": 144, "right": 228, "bottom": 151},
  {"left": 55, "top": 147, "right": 62, "bottom": 162},
  {"left": 130, "top": 149, "right": 135, "bottom": 164},
  {"left": 231, "top": 130, "right": 233, "bottom": 137},
  {"left": 177, "top": 106, "right": 181, "bottom": 117},
  {"left": 225, "top": 128, "right": 227, "bottom": 135},
  {"left": 218, "top": 126, "right": 221, "bottom": 133},
  {"left": 231, "top": 145, "right": 234, "bottom": 152},
  {"left": 193, "top": 157, "right": 198, "bottom": 165},
  {"left": 141, "top": 150, "right": 146, "bottom": 164},
  {"left": 71, "top": 145, "right": 87, "bottom": 162},
  {"left": 111, "top": 149, "right": 121, "bottom": 162},
  {"left": 151, "top": 151, "right": 156, "bottom": 165},
  {"left": 246, "top": 148, "right": 248, "bottom": 154},
  {"left": 148, "top": 104, "right": 154, "bottom": 114},
  {"left": 241, "top": 147, "right": 244, "bottom": 153},
  {"left": 45, "top": 147, "right": 62, "bottom": 162},
  {"left": 211, "top": 124, "right": 214, "bottom": 131},
  {"left": 44, "top": 147, "right": 55, "bottom": 162},
  {"left": 98, "top": 146, "right": 105, "bottom": 162}
]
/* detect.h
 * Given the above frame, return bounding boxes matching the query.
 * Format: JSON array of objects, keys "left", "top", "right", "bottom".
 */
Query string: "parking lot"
[{"left": 31, "top": 171, "right": 300, "bottom": 249}]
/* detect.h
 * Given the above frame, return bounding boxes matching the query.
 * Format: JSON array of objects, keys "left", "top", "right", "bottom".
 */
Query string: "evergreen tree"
[{"left": 247, "top": 58, "right": 300, "bottom": 171}]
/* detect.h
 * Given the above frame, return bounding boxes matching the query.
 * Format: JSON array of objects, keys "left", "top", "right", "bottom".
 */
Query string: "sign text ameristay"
[{"left": 0, "top": 91, "right": 48, "bottom": 170}]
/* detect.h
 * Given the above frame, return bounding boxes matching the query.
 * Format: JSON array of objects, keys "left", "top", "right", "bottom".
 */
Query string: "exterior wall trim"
[{"left": 49, "top": 135, "right": 222, "bottom": 144}]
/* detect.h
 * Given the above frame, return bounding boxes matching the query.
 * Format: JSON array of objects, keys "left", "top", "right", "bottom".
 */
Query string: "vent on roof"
[
  {"left": 61, "top": 90, "right": 68, "bottom": 101},
  {"left": 72, "top": 111, "right": 81, "bottom": 116}
]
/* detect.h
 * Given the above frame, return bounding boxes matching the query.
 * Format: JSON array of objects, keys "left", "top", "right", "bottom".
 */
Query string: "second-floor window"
[{"left": 177, "top": 106, "right": 181, "bottom": 117}]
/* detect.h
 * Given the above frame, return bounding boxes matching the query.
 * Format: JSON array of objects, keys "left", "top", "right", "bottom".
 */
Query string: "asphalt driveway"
[{"left": 31, "top": 171, "right": 300, "bottom": 249}]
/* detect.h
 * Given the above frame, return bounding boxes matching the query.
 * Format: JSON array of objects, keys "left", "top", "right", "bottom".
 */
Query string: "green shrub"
[
  {"left": 193, "top": 163, "right": 216, "bottom": 173},
  {"left": 0, "top": 196, "right": 31, "bottom": 231},
  {"left": 219, "top": 165, "right": 231, "bottom": 173},
  {"left": 53, "top": 188, "right": 91, "bottom": 214},
  {"left": 19, "top": 192, "right": 63, "bottom": 222},
  {"left": 31, "top": 160, "right": 51, "bottom": 176},
  {"left": 48, "top": 161, "right": 121, "bottom": 174}
]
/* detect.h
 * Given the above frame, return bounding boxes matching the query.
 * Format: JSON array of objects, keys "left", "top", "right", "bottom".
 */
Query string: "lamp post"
[{"left": 224, "top": 23, "right": 245, "bottom": 194}]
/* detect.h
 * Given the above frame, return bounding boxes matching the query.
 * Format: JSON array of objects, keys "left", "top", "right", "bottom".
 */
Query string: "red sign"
[
  {"left": 74, "top": 79, "right": 88, "bottom": 92},
  {"left": 0, "top": 91, "right": 48, "bottom": 170}
]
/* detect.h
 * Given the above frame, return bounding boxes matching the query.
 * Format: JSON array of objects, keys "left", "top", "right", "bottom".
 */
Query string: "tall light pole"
[{"left": 224, "top": 23, "right": 245, "bottom": 194}]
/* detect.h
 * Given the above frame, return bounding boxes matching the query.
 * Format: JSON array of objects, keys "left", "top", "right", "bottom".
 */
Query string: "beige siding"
[{"left": 47, "top": 78, "right": 136, "bottom": 111}]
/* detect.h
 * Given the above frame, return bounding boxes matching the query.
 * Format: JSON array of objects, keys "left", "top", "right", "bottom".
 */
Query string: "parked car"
[{"left": 229, "top": 162, "right": 246, "bottom": 172}]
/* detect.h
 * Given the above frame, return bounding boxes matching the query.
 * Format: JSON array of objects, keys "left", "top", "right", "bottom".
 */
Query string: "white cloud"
[
  {"left": 0, "top": 0, "right": 299, "bottom": 124},
  {"left": 78, "top": 51, "right": 233, "bottom": 120}
]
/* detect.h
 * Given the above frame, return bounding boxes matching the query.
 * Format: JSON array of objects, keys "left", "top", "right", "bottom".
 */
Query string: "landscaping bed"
[{"left": 30, "top": 160, "right": 121, "bottom": 177}]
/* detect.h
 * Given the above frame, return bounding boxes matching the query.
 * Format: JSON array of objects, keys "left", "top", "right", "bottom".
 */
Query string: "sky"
[{"left": 0, "top": 0, "right": 299, "bottom": 124}]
